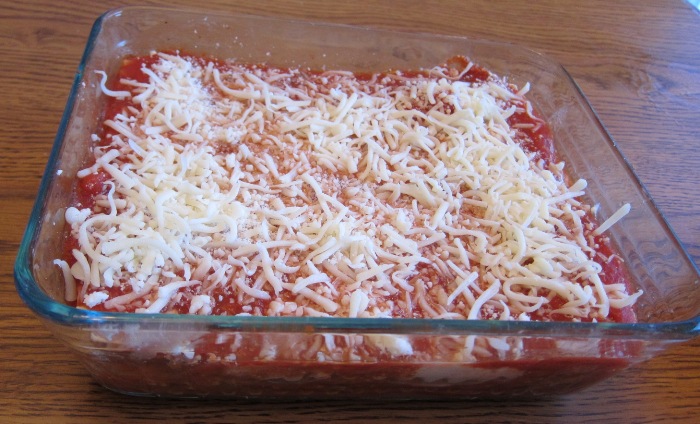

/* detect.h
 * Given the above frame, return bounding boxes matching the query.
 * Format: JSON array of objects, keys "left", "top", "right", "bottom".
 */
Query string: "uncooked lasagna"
[{"left": 55, "top": 51, "right": 641, "bottom": 324}]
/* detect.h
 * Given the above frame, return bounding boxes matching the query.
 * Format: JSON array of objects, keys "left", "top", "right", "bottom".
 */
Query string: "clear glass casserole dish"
[{"left": 14, "top": 6, "right": 700, "bottom": 398}]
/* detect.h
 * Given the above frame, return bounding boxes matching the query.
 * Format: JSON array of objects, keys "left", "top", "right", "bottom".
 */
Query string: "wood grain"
[{"left": 1, "top": 0, "right": 699, "bottom": 422}]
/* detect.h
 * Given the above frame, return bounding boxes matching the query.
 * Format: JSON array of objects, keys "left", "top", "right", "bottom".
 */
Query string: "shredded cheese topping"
[{"left": 62, "top": 52, "right": 641, "bottom": 323}]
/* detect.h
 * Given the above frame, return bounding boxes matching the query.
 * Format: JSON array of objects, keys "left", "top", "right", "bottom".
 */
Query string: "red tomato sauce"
[{"left": 85, "top": 351, "right": 630, "bottom": 399}]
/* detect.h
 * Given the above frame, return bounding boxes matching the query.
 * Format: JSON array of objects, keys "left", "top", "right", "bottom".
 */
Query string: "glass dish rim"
[{"left": 14, "top": 5, "right": 700, "bottom": 341}]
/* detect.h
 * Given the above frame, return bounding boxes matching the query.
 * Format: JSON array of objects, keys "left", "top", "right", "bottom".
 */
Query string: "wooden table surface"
[{"left": 2, "top": 0, "right": 699, "bottom": 422}]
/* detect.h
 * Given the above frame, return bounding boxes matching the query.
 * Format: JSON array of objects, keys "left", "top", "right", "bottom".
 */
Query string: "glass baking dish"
[{"left": 14, "top": 6, "right": 700, "bottom": 399}]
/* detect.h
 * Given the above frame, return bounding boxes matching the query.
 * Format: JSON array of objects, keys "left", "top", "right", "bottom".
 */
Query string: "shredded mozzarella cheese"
[{"left": 60, "top": 52, "right": 641, "bottom": 325}]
